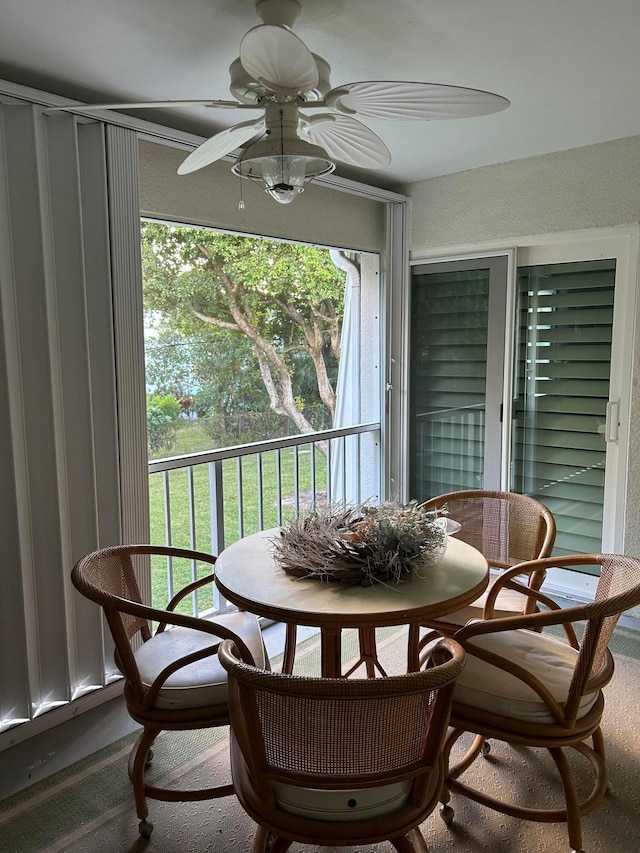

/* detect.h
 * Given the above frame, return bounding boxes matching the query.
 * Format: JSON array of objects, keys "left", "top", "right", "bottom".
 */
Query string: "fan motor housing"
[
  {"left": 256, "top": 0, "right": 302, "bottom": 28},
  {"left": 229, "top": 55, "right": 331, "bottom": 105}
]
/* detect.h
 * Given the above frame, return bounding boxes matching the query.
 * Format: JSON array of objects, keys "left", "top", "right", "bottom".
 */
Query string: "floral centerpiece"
[{"left": 271, "top": 500, "right": 447, "bottom": 586}]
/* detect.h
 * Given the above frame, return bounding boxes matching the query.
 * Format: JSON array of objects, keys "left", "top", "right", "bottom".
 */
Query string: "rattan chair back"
[
  {"left": 219, "top": 637, "right": 465, "bottom": 851},
  {"left": 421, "top": 489, "right": 556, "bottom": 571}
]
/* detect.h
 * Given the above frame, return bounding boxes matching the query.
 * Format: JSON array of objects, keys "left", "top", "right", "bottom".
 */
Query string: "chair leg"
[
  {"left": 407, "top": 623, "right": 421, "bottom": 671},
  {"left": 390, "top": 827, "right": 429, "bottom": 852},
  {"left": 359, "top": 626, "right": 381, "bottom": 678},
  {"left": 128, "top": 727, "right": 160, "bottom": 821},
  {"left": 444, "top": 735, "right": 607, "bottom": 852},
  {"left": 128, "top": 723, "right": 235, "bottom": 835},
  {"left": 443, "top": 728, "right": 485, "bottom": 782},
  {"left": 549, "top": 747, "right": 583, "bottom": 853},
  {"left": 281, "top": 624, "right": 297, "bottom": 674},
  {"left": 252, "top": 826, "right": 269, "bottom": 853},
  {"left": 252, "top": 826, "right": 292, "bottom": 853}
]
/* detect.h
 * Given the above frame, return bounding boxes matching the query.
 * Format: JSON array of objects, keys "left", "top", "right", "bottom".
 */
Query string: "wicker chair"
[
  {"left": 71, "top": 544, "right": 269, "bottom": 838},
  {"left": 406, "top": 489, "right": 556, "bottom": 668},
  {"left": 436, "top": 553, "right": 640, "bottom": 853},
  {"left": 219, "top": 636, "right": 465, "bottom": 852}
]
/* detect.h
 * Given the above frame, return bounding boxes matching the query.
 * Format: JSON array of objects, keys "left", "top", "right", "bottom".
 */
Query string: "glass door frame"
[
  {"left": 516, "top": 233, "right": 637, "bottom": 556},
  {"left": 408, "top": 252, "right": 514, "bottom": 495},
  {"left": 396, "top": 228, "right": 638, "bottom": 586}
]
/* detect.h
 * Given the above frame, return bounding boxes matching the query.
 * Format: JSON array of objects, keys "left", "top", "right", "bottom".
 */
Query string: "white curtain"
[{"left": 329, "top": 250, "right": 363, "bottom": 506}]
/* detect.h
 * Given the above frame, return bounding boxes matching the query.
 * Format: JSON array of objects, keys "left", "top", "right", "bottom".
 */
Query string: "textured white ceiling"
[{"left": 2, "top": 0, "right": 640, "bottom": 190}]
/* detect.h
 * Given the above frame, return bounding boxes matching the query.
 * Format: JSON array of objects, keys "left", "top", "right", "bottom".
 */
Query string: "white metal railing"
[{"left": 148, "top": 422, "right": 381, "bottom": 614}]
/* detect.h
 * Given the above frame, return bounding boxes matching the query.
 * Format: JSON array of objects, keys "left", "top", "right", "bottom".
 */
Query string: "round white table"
[{"left": 215, "top": 527, "right": 488, "bottom": 677}]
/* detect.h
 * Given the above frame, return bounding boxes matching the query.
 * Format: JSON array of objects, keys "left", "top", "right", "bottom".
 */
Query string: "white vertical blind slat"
[
  {"left": 106, "top": 124, "right": 151, "bottom": 603},
  {"left": 0, "top": 104, "right": 140, "bottom": 746},
  {"left": 0, "top": 106, "right": 32, "bottom": 730},
  {"left": 2, "top": 105, "right": 69, "bottom": 717}
]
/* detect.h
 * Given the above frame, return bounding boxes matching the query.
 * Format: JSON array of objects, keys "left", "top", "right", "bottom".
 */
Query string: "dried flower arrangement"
[{"left": 271, "top": 500, "right": 447, "bottom": 586}]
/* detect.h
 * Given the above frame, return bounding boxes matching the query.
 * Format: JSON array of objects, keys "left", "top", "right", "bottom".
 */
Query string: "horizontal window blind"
[
  {"left": 409, "top": 268, "right": 489, "bottom": 499},
  {"left": 511, "top": 260, "right": 615, "bottom": 559}
]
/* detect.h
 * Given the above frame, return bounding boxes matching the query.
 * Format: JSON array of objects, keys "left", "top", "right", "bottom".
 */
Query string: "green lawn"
[{"left": 148, "top": 442, "right": 327, "bottom": 611}]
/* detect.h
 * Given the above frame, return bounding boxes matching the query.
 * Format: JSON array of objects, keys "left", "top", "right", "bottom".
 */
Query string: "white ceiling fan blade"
[
  {"left": 240, "top": 25, "right": 319, "bottom": 94},
  {"left": 177, "top": 119, "right": 265, "bottom": 175},
  {"left": 301, "top": 114, "right": 391, "bottom": 169},
  {"left": 47, "top": 99, "right": 245, "bottom": 113},
  {"left": 325, "top": 81, "right": 510, "bottom": 120}
]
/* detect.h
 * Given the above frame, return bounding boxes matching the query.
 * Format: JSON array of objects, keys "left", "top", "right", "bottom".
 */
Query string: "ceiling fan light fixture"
[
  {"left": 260, "top": 154, "right": 307, "bottom": 203},
  {"left": 232, "top": 121, "right": 335, "bottom": 204},
  {"left": 62, "top": 0, "right": 510, "bottom": 191}
]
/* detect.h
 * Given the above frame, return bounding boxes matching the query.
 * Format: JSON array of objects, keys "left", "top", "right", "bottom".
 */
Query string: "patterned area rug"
[{"left": 1, "top": 625, "right": 640, "bottom": 852}]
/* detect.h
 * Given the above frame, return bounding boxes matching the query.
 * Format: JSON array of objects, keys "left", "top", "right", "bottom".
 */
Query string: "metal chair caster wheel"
[
  {"left": 481, "top": 739, "right": 491, "bottom": 756},
  {"left": 440, "top": 803, "right": 455, "bottom": 827},
  {"left": 139, "top": 819, "right": 154, "bottom": 838}
]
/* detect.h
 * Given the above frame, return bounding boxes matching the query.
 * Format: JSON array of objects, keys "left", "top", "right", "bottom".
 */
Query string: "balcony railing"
[
  {"left": 147, "top": 422, "right": 381, "bottom": 615},
  {"left": 413, "top": 404, "right": 485, "bottom": 495}
]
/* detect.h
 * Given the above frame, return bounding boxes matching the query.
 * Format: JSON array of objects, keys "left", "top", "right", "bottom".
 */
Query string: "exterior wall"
[{"left": 405, "top": 136, "right": 640, "bottom": 558}]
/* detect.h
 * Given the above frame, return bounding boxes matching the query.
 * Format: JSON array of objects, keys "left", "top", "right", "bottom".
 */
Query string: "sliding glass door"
[
  {"left": 511, "top": 260, "right": 615, "bottom": 557},
  {"left": 408, "top": 236, "right": 634, "bottom": 567},
  {"left": 409, "top": 256, "right": 508, "bottom": 500}
]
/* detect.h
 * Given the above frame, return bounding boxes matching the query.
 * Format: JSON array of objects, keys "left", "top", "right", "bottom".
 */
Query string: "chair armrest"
[
  {"left": 422, "top": 636, "right": 466, "bottom": 670},
  {"left": 143, "top": 640, "right": 225, "bottom": 709},
  {"left": 111, "top": 594, "right": 257, "bottom": 666},
  {"left": 483, "top": 563, "right": 563, "bottom": 615},
  {"left": 166, "top": 571, "right": 216, "bottom": 611},
  {"left": 455, "top": 599, "right": 588, "bottom": 644},
  {"left": 483, "top": 561, "right": 581, "bottom": 649},
  {"left": 451, "top": 606, "right": 590, "bottom": 723},
  {"left": 139, "top": 614, "right": 261, "bottom": 709},
  {"left": 159, "top": 572, "right": 217, "bottom": 633}
]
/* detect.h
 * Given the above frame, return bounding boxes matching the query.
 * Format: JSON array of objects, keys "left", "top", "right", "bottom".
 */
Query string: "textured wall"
[
  {"left": 407, "top": 136, "right": 640, "bottom": 253},
  {"left": 138, "top": 140, "right": 385, "bottom": 252},
  {"left": 406, "top": 136, "right": 640, "bottom": 556}
]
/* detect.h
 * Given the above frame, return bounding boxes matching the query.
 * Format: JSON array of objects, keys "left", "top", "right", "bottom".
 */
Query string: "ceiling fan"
[{"left": 51, "top": 0, "right": 510, "bottom": 204}]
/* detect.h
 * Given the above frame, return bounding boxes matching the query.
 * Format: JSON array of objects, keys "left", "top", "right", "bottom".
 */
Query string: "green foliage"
[
  {"left": 142, "top": 222, "right": 345, "bottom": 330},
  {"left": 141, "top": 221, "right": 346, "bottom": 438},
  {"left": 146, "top": 325, "right": 266, "bottom": 416},
  {"left": 146, "top": 393, "right": 181, "bottom": 452},
  {"left": 148, "top": 446, "right": 328, "bottom": 610}
]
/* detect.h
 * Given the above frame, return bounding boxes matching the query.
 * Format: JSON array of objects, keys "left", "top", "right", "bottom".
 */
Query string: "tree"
[
  {"left": 145, "top": 325, "right": 265, "bottom": 416},
  {"left": 146, "top": 393, "right": 181, "bottom": 452},
  {"left": 141, "top": 222, "right": 349, "bottom": 435}
]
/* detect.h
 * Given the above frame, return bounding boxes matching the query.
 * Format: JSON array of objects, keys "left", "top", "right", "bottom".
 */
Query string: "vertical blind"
[
  {"left": 511, "top": 260, "right": 615, "bottom": 557},
  {"left": 0, "top": 103, "right": 147, "bottom": 746}
]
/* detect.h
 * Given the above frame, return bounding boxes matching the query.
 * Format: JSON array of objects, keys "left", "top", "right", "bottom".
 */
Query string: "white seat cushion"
[
  {"left": 454, "top": 628, "right": 599, "bottom": 723},
  {"left": 273, "top": 780, "right": 412, "bottom": 822},
  {"left": 438, "top": 570, "right": 532, "bottom": 626},
  {"left": 135, "top": 610, "right": 267, "bottom": 710}
]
